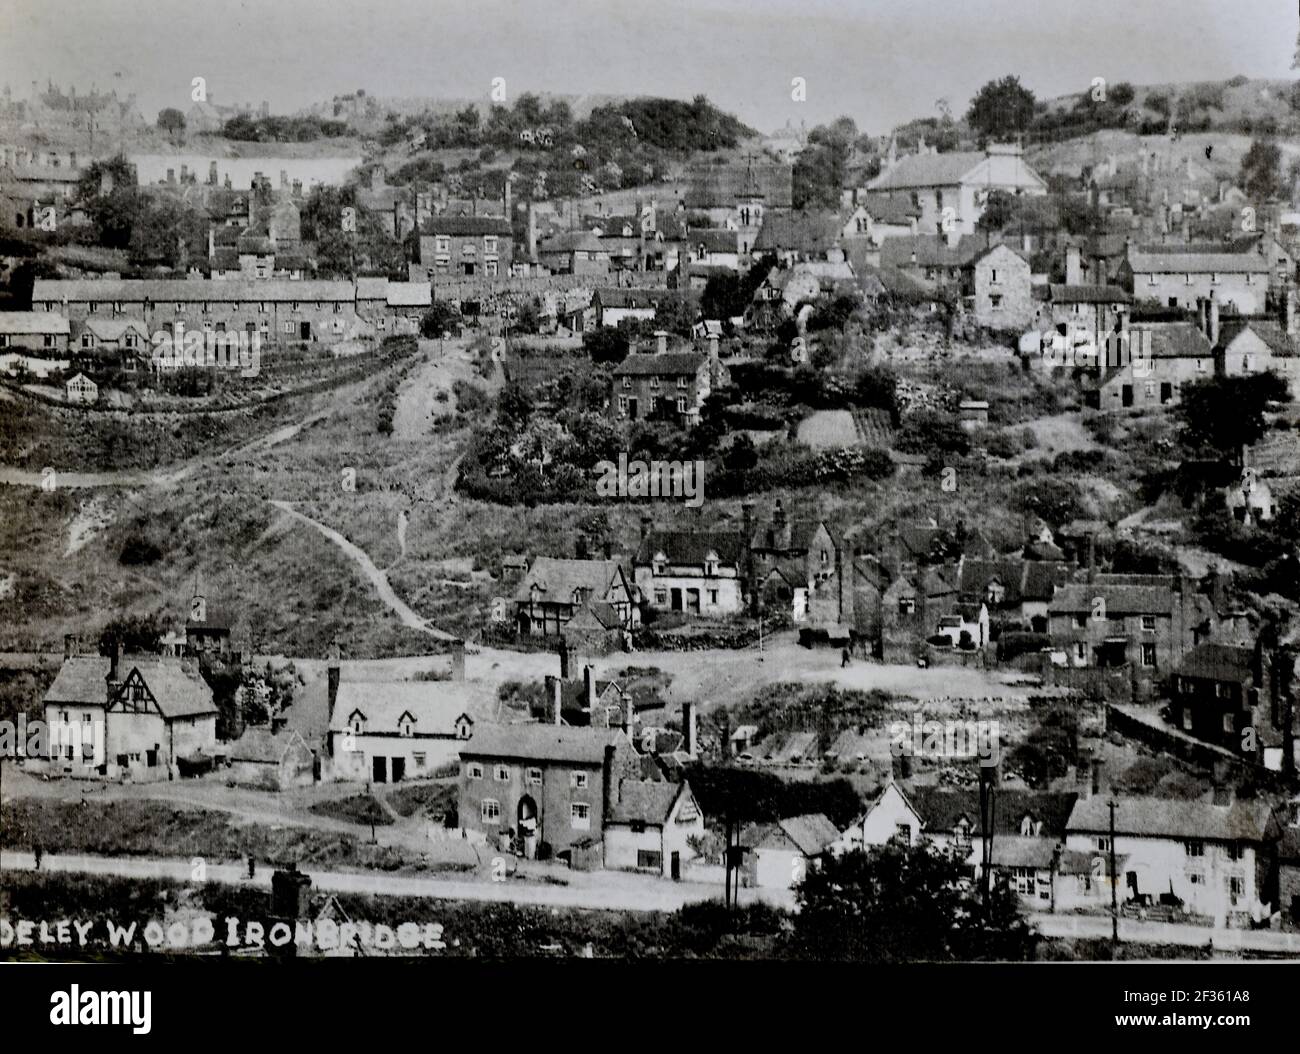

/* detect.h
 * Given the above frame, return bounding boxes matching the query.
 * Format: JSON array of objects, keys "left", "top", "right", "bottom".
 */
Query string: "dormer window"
[{"left": 650, "top": 375, "right": 660, "bottom": 389}]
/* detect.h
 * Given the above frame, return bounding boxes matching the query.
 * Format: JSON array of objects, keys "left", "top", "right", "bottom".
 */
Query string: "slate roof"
[
  {"left": 460, "top": 722, "right": 628, "bottom": 764},
  {"left": 752, "top": 209, "right": 843, "bottom": 254},
  {"left": 871, "top": 151, "right": 990, "bottom": 189},
  {"left": 959, "top": 558, "right": 1071, "bottom": 605},
  {"left": 0, "top": 311, "right": 69, "bottom": 335},
  {"left": 421, "top": 215, "right": 511, "bottom": 236},
  {"left": 635, "top": 527, "right": 747, "bottom": 568},
  {"left": 1126, "top": 249, "right": 1269, "bottom": 275},
  {"left": 81, "top": 318, "right": 150, "bottom": 342},
  {"left": 594, "top": 287, "right": 678, "bottom": 310},
  {"left": 33, "top": 279, "right": 355, "bottom": 303},
  {"left": 513, "top": 557, "right": 624, "bottom": 604},
  {"left": 229, "top": 728, "right": 312, "bottom": 764},
  {"left": 1048, "top": 581, "right": 1179, "bottom": 616},
  {"left": 880, "top": 234, "right": 979, "bottom": 270},
  {"left": 610, "top": 350, "right": 706, "bottom": 376},
  {"left": 687, "top": 228, "right": 739, "bottom": 253},
  {"left": 45, "top": 655, "right": 216, "bottom": 719},
  {"left": 1218, "top": 320, "right": 1300, "bottom": 358},
  {"left": 1047, "top": 284, "right": 1132, "bottom": 305},
  {"left": 328, "top": 680, "right": 478, "bottom": 735},
  {"left": 748, "top": 813, "right": 840, "bottom": 856},
  {"left": 609, "top": 779, "right": 691, "bottom": 825},
  {"left": 977, "top": 835, "right": 1059, "bottom": 869},
  {"left": 907, "top": 787, "right": 1079, "bottom": 838},
  {"left": 1176, "top": 643, "right": 1254, "bottom": 683},
  {"left": 539, "top": 231, "right": 605, "bottom": 254},
  {"left": 1066, "top": 795, "right": 1278, "bottom": 843},
  {"left": 856, "top": 192, "right": 922, "bottom": 225}
]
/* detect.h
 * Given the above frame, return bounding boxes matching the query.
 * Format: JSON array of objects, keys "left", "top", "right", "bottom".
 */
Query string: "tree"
[
  {"left": 966, "top": 75, "right": 1037, "bottom": 141},
  {"left": 130, "top": 196, "right": 207, "bottom": 268},
  {"left": 1176, "top": 374, "right": 1290, "bottom": 463},
  {"left": 76, "top": 155, "right": 142, "bottom": 249},
  {"left": 156, "top": 108, "right": 186, "bottom": 143},
  {"left": 1239, "top": 139, "right": 1283, "bottom": 202},
  {"left": 789, "top": 843, "right": 1037, "bottom": 962},
  {"left": 420, "top": 302, "right": 462, "bottom": 338},
  {"left": 98, "top": 614, "right": 165, "bottom": 655}
]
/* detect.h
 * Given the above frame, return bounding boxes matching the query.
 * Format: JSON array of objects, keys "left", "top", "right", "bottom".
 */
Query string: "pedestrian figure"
[
  {"left": 33, "top": 843, "right": 43, "bottom": 870},
  {"left": 841, "top": 647, "right": 851, "bottom": 668},
  {"left": 247, "top": 855, "right": 256, "bottom": 880}
]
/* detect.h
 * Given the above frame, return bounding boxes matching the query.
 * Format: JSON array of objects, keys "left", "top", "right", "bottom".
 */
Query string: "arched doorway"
[{"left": 517, "top": 795, "right": 538, "bottom": 859}]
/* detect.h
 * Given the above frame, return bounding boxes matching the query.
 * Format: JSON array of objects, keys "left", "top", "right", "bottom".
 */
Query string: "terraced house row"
[{"left": 29, "top": 277, "right": 431, "bottom": 347}]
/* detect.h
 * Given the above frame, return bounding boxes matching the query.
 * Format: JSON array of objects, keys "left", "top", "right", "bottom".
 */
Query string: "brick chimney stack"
[
  {"left": 106, "top": 641, "right": 123, "bottom": 704},
  {"left": 681, "top": 702, "right": 696, "bottom": 758},
  {"left": 584, "top": 664, "right": 596, "bottom": 712},
  {"left": 655, "top": 330, "right": 668, "bottom": 355}
]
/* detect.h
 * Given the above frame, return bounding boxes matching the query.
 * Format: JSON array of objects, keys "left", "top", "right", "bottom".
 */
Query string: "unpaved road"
[{"left": 269, "top": 500, "right": 459, "bottom": 640}]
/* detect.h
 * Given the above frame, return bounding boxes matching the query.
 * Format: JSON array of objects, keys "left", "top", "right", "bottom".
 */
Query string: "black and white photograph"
[{"left": 0, "top": 0, "right": 1297, "bottom": 1034}]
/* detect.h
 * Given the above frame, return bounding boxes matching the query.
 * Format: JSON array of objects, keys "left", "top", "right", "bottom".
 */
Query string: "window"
[
  {"left": 990, "top": 268, "right": 999, "bottom": 283},
  {"left": 484, "top": 236, "right": 498, "bottom": 253},
  {"left": 1228, "top": 843, "right": 1244, "bottom": 862},
  {"left": 481, "top": 799, "right": 500, "bottom": 823},
  {"left": 1140, "top": 643, "right": 1156, "bottom": 667},
  {"left": 622, "top": 376, "right": 631, "bottom": 389},
  {"left": 81, "top": 333, "right": 93, "bottom": 349},
  {"left": 617, "top": 395, "right": 628, "bottom": 413},
  {"left": 649, "top": 375, "right": 660, "bottom": 389},
  {"left": 898, "top": 597, "right": 916, "bottom": 615},
  {"left": 676, "top": 375, "right": 688, "bottom": 389},
  {"left": 1074, "top": 642, "right": 1087, "bottom": 661},
  {"left": 526, "top": 766, "right": 542, "bottom": 785},
  {"left": 259, "top": 302, "right": 268, "bottom": 314},
  {"left": 1230, "top": 877, "right": 1244, "bottom": 904},
  {"left": 0, "top": 335, "right": 7, "bottom": 348},
  {"left": 494, "top": 764, "right": 510, "bottom": 782},
  {"left": 571, "top": 802, "right": 591, "bottom": 830},
  {"left": 1186, "top": 841, "right": 1203, "bottom": 857},
  {"left": 571, "top": 771, "right": 588, "bottom": 789},
  {"left": 283, "top": 321, "right": 293, "bottom": 333},
  {"left": 1075, "top": 615, "right": 1088, "bottom": 629},
  {"left": 1097, "top": 836, "right": 1110, "bottom": 852},
  {"left": 708, "top": 589, "right": 718, "bottom": 604},
  {"left": 675, "top": 397, "right": 686, "bottom": 414},
  {"left": 435, "top": 236, "right": 450, "bottom": 254},
  {"left": 1140, "top": 615, "right": 1156, "bottom": 631},
  {"left": 636, "top": 850, "right": 662, "bottom": 870},
  {"left": 467, "top": 762, "right": 483, "bottom": 780},
  {"left": 1216, "top": 683, "right": 1232, "bottom": 700},
  {"left": 654, "top": 589, "right": 667, "bottom": 605},
  {"left": 486, "top": 259, "right": 498, "bottom": 276}
]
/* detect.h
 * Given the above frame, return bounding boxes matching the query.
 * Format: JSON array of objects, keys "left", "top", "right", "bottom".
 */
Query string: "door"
[
  {"left": 372, "top": 756, "right": 387, "bottom": 783},
  {"left": 671, "top": 851, "right": 681, "bottom": 881},
  {"left": 686, "top": 589, "right": 701, "bottom": 614},
  {"left": 1160, "top": 382, "right": 1172, "bottom": 403},
  {"left": 146, "top": 747, "right": 158, "bottom": 768},
  {"left": 670, "top": 588, "right": 683, "bottom": 611},
  {"left": 1121, "top": 385, "right": 1133, "bottom": 407},
  {"left": 391, "top": 756, "right": 405, "bottom": 783},
  {"left": 300, "top": 321, "right": 311, "bottom": 340},
  {"left": 628, "top": 397, "right": 639, "bottom": 420}
]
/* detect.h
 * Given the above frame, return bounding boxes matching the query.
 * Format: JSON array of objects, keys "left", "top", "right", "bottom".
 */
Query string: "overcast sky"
[{"left": 0, "top": 0, "right": 1295, "bottom": 134}]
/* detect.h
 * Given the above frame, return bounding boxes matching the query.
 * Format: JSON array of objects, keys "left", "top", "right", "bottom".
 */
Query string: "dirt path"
[
  {"left": 391, "top": 338, "right": 492, "bottom": 440},
  {"left": 268, "top": 500, "right": 459, "bottom": 641}
]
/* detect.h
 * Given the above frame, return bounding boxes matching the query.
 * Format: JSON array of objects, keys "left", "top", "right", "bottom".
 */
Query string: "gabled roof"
[
  {"left": 229, "top": 727, "right": 312, "bottom": 764},
  {"left": 609, "top": 779, "right": 693, "bottom": 825},
  {"left": 539, "top": 231, "right": 605, "bottom": 254},
  {"left": 81, "top": 317, "right": 150, "bottom": 341},
  {"left": 1066, "top": 795, "right": 1278, "bottom": 843},
  {"left": 328, "top": 680, "right": 478, "bottom": 736},
  {"left": 513, "top": 556, "right": 624, "bottom": 603},
  {"left": 871, "top": 151, "right": 991, "bottom": 189},
  {"left": 907, "top": 787, "right": 1079, "bottom": 839},
  {"left": 1218, "top": 320, "right": 1300, "bottom": 358},
  {"left": 635, "top": 527, "right": 747, "bottom": 568},
  {"left": 959, "top": 558, "right": 1072, "bottom": 604},
  {"left": 748, "top": 813, "right": 840, "bottom": 856},
  {"left": 460, "top": 722, "right": 628, "bottom": 764},
  {"left": 687, "top": 228, "right": 739, "bottom": 253},
  {"left": 45, "top": 655, "right": 217, "bottom": 719}
]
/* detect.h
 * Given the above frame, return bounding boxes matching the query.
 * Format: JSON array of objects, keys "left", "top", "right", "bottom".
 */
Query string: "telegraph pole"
[{"left": 1108, "top": 796, "right": 1120, "bottom": 951}]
